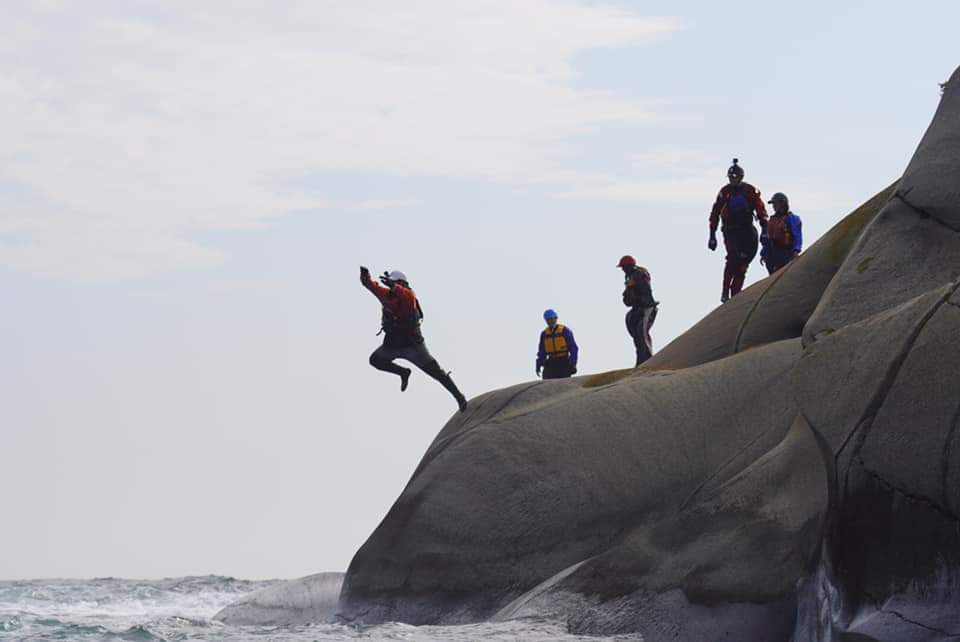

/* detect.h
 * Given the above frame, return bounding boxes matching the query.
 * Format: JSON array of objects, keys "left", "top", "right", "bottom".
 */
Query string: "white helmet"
[{"left": 388, "top": 270, "right": 408, "bottom": 283}]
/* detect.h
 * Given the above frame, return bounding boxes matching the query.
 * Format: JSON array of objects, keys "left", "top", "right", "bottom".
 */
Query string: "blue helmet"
[{"left": 543, "top": 308, "right": 558, "bottom": 321}]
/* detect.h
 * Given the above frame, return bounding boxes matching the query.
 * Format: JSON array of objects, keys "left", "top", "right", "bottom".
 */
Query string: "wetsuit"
[
  {"left": 623, "top": 266, "right": 658, "bottom": 366},
  {"left": 710, "top": 183, "right": 768, "bottom": 298},
  {"left": 362, "top": 271, "right": 466, "bottom": 410}
]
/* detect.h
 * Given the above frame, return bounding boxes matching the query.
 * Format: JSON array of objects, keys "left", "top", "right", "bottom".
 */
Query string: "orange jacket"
[{"left": 362, "top": 272, "right": 423, "bottom": 345}]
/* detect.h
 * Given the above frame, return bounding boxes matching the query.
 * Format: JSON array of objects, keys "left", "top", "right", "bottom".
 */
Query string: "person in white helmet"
[{"left": 360, "top": 266, "right": 467, "bottom": 412}]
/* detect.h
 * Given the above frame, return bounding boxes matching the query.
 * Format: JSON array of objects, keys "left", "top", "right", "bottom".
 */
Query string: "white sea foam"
[{"left": 0, "top": 577, "right": 641, "bottom": 641}]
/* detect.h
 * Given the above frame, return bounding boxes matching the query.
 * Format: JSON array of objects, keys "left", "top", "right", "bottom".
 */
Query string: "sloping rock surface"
[
  {"left": 232, "top": 66, "right": 960, "bottom": 641},
  {"left": 214, "top": 573, "right": 343, "bottom": 625}
]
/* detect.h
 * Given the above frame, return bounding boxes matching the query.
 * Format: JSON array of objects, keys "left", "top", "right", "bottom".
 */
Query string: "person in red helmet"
[
  {"left": 708, "top": 158, "right": 768, "bottom": 302},
  {"left": 618, "top": 255, "right": 658, "bottom": 366},
  {"left": 360, "top": 266, "right": 467, "bottom": 413}
]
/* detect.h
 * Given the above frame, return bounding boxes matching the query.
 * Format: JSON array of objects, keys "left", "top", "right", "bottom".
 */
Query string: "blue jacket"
[
  {"left": 536, "top": 325, "right": 579, "bottom": 369},
  {"left": 761, "top": 211, "right": 803, "bottom": 258}
]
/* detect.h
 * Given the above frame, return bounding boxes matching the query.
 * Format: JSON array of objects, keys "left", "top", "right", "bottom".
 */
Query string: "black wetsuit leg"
[{"left": 627, "top": 306, "right": 657, "bottom": 366}]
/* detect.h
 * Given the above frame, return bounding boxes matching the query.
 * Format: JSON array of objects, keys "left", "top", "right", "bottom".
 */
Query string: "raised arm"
[{"left": 360, "top": 266, "right": 390, "bottom": 303}]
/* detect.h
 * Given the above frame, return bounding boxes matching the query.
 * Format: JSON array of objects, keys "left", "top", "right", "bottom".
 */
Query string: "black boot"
[
  {"left": 370, "top": 353, "right": 410, "bottom": 391},
  {"left": 438, "top": 372, "right": 468, "bottom": 413}
]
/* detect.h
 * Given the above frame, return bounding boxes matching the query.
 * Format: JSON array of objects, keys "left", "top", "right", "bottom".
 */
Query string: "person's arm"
[
  {"left": 536, "top": 332, "right": 546, "bottom": 374},
  {"left": 791, "top": 215, "right": 803, "bottom": 254},
  {"left": 360, "top": 267, "right": 389, "bottom": 303},
  {"left": 564, "top": 327, "right": 578, "bottom": 368},
  {"left": 751, "top": 188, "right": 768, "bottom": 226},
  {"left": 709, "top": 189, "right": 725, "bottom": 234}
]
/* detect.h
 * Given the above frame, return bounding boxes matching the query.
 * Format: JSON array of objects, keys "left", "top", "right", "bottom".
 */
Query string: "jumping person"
[
  {"left": 618, "top": 255, "right": 658, "bottom": 367},
  {"left": 360, "top": 266, "right": 467, "bottom": 412},
  {"left": 708, "top": 159, "right": 768, "bottom": 302},
  {"left": 760, "top": 192, "right": 803, "bottom": 274},
  {"left": 536, "top": 309, "right": 579, "bottom": 379}
]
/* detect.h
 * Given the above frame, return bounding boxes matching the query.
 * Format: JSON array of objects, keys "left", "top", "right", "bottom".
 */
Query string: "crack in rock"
[
  {"left": 732, "top": 257, "right": 798, "bottom": 353},
  {"left": 856, "top": 457, "right": 960, "bottom": 525},
  {"left": 893, "top": 188, "right": 960, "bottom": 233},
  {"left": 865, "top": 590, "right": 960, "bottom": 637},
  {"left": 835, "top": 281, "right": 960, "bottom": 491},
  {"left": 941, "top": 399, "right": 960, "bottom": 513}
]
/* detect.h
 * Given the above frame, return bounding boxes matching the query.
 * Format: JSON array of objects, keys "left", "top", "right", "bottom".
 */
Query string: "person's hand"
[
  {"left": 708, "top": 235, "right": 718, "bottom": 251},
  {"left": 360, "top": 266, "right": 370, "bottom": 282},
  {"left": 760, "top": 256, "right": 766, "bottom": 267},
  {"left": 536, "top": 367, "right": 541, "bottom": 378},
  {"left": 570, "top": 367, "right": 577, "bottom": 375}
]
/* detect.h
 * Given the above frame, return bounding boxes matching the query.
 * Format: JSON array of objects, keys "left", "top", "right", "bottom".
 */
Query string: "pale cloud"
[
  {"left": 567, "top": 170, "right": 721, "bottom": 205},
  {"left": 207, "top": 278, "right": 290, "bottom": 293},
  {"left": 0, "top": 2, "right": 678, "bottom": 279},
  {"left": 354, "top": 199, "right": 419, "bottom": 211},
  {"left": 566, "top": 168, "right": 852, "bottom": 218}
]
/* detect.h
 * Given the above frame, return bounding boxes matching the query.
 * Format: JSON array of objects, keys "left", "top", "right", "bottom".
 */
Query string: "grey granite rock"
[
  {"left": 214, "top": 572, "right": 343, "bottom": 625},
  {"left": 228, "top": 64, "right": 960, "bottom": 642},
  {"left": 340, "top": 339, "right": 803, "bottom": 625},
  {"left": 804, "top": 66, "right": 960, "bottom": 343}
]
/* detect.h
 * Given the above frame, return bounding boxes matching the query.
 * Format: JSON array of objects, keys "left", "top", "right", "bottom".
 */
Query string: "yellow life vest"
[{"left": 543, "top": 324, "right": 569, "bottom": 359}]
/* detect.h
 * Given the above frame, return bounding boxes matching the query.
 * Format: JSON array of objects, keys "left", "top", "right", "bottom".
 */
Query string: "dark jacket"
[
  {"left": 623, "top": 266, "right": 657, "bottom": 308},
  {"left": 710, "top": 183, "right": 769, "bottom": 233}
]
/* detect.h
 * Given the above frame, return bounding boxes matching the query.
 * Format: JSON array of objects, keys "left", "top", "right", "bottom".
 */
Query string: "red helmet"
[{"left": 617, "top": 255, "right": 636, "bottom": 268}]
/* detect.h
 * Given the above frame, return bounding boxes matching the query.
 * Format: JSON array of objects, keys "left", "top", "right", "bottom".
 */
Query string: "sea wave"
[{"left": 0, "top": 577, "right": 640, "bottom": 641}]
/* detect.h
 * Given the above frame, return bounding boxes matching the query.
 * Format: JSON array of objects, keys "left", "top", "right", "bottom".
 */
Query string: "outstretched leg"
[
  {"left": 369, "top": 346, "right": 411, "bottom": 391},
  {"left": 406, "top": 344, "right": 468, "bottom": 412},
  {"left": 730, "top": 261, "right": 749, "bottom": 296}
]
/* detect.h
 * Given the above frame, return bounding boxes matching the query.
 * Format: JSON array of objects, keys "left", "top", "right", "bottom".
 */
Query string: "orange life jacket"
[
  {"left": 767, "top": 214, "right": 793, "bottom": 248},
  {"left": 543, "top": 324, "right": 569, "bottom": 359}
]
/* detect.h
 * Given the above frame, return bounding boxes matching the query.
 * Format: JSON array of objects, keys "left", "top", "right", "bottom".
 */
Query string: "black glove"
[
  {"left": 360, "top": 266, "right": 370, "bottom": 282},
  {"left": 570, "top": 367, "right": 577, "bottom": 375},
  {"left": 536, "top": 366, "right": 542, "bottom": 378},
  {"left": 708, "top": 234, "right": 718, "bottom": 251}
]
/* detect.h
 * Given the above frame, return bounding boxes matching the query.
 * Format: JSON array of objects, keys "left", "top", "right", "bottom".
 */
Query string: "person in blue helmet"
[{"left": 536, "top": 309, "right": 579, "bottom": 379}]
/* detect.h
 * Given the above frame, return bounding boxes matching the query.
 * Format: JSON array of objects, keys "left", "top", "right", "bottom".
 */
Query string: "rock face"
[
  {"left": 235, "top": 67, "right": 960, "bottom": 640},
  {"left": 214, "top": 573, "right": 343, "bottom": 625}
]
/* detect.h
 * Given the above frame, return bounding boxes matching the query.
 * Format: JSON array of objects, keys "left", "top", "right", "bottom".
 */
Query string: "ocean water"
[{"left": 0, "top": 576, "right": 641, "bottom": 641}]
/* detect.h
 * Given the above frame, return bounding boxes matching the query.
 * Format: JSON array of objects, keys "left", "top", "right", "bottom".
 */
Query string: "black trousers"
[
  {"left": 369, "top": 341, "right": 445, "bottom": 380},
  {"left": 722, "top": 225, "right": 759, "bottom": 296},
  {"left": 764, "top": 246, "right": 794, "bottom": 275},
  {"left": 542, "top": 357, "right": 574, "bottom": 379},
  {"left": 626, "top": 305, "right": 658, "bottom": 367},
  {"left": 368, "top": 340, "right": 467, "bottom": 405}
]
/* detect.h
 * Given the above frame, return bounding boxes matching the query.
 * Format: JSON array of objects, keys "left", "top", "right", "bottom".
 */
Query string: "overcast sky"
[{"left": 2, "top": 1, "right": 957, "bottom": 580}]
